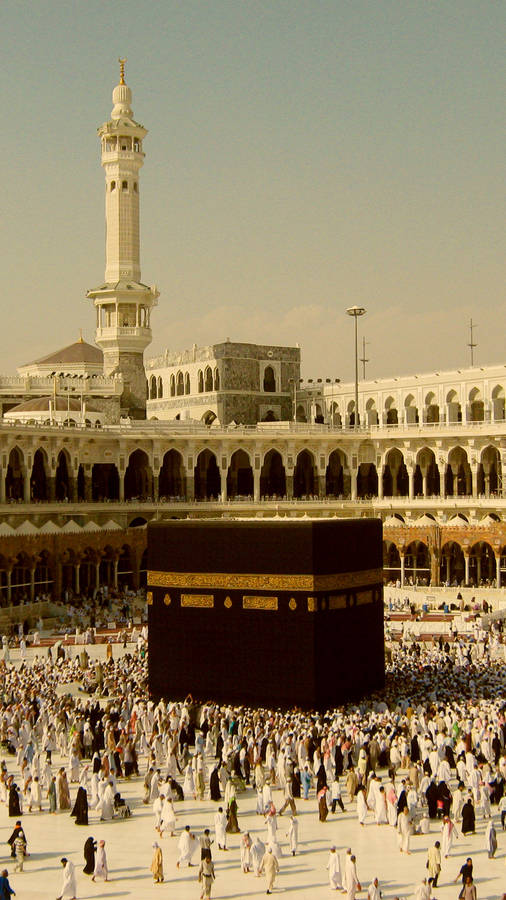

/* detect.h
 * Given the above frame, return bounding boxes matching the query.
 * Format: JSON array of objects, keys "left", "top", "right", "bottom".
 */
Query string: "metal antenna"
[
  {"left": 468, "top": 318, "right": 477, "bottom": 366},
  {"left": 360, "top": 336, "right": 369, "bottom": 380}
]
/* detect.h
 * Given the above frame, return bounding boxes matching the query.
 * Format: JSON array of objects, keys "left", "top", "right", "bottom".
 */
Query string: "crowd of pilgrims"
[{"left": 0, "top": 630, "right": 504, "bottom": 896}]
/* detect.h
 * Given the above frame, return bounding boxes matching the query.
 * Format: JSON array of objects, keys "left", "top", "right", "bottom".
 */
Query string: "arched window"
[
  {"left": 170, "top": 375, "right": 175, "bottom": 397},
  {"left": 122, "top": 180, "right": 128, "bottom": 190},
  {"left": 263, "top": 366, "right": 276, "bottom": 392},
  {"left": 133, "top": 182, "right": 138, "bottom": 192},
  {"left": 185, "top": 372, "right": 190, "bottom": 394},
  {"left": 204, "top": 367, "right": 213, "bottom": 392},
  {"left": 198, "top": 370, "right": 204, "bottom": 393},
  {"left": 176, "top": 371, "right": 184, "bottom": 396},
  {"left": 214, "top": 367, "right": 220, "bottom": 390},
  {"left": 149, "top": 375, "right": 157, "bottom": 399},
  {"left": 157, "top": 376, "right": 163, "bottom": 398},
  {"left": 110, "top": 180, "right": 116, "bottom": 191}
]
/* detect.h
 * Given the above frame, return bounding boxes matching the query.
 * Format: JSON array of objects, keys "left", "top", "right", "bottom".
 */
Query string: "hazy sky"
[{"left": 3, "top": 0, "right": 505, "bottom": 381}]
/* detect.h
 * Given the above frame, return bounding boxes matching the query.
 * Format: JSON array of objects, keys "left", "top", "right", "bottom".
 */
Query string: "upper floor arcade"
[{"left": 299, "top": 363, "right": 506, "bottom": 428}]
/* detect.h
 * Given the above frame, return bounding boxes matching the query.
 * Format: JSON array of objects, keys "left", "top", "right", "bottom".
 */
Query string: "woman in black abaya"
[
  {"left": 83, "top": 836, "right": 96, "bottom": 874},
  {"left": 71, "top": 786, "right": 89, "bottom": 826}
]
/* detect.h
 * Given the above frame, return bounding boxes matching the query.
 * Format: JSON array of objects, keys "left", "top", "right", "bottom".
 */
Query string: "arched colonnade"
[
  {"left": 1, "top": 442, "right": 503, "bottom": 504},
  {"left": 383, "top": 535, "right": 506, "bottom": 588},
  {"left": 0, "top": 534, "right": 147, "bottom": 606}
]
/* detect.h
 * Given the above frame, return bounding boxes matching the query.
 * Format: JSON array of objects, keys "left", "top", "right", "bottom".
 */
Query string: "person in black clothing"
[
  {"left": 454, "top": 857, "right": 473, "bottom": 886},
  {"left": 426, "top": 779, "right": 438, "bottom": 818},
  {"left": 83, "top": 837, "right": 96, "bottom": 875},
  {"left": 461, "top": 798, "right": 475, "bottom": 834},
  {"left": 316, "top": 763, "right": 327, "bottom": 795},
  {"left": 71, "top": 786, "right": 88, "bottom": 826},
  {"left": 7, "top": 823, "right": 26, "bottom": 860},
  {"left": 209, "top": 764, "right": 221, "bottom": 801},
  {"left": 8, "top": 786, "right": 20, "bottom": 818}
]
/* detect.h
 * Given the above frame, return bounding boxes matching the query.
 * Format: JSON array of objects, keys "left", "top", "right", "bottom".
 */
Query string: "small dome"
[{"left": 112, "top": 82, "right": 133, "bottom": 119}]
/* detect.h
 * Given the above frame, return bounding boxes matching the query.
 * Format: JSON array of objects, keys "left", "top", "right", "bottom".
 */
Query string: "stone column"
[
  {"left": 6, "top": 569, "right": 12, "bottom": 603},
  {"left": 445, "top": 555, "right": 451, "bottom": 584},
  {"left": 0, "top": 471, "right": 5, "bottom": 504},
  {"left": 496, "top": 554, "right": 501, "bottom": 588},
  {"left": 83, "top": 469, "right": 92, "bottom": 502},
  {"left": 152, "top": 473, "right": 159, "bottom": 501},
  {"left": 377, "top": 467, "right": 384, "bottom": 500},
  {"left": 400, "top": 553, "right": 405, "bottom": 587},
  {"left": 470, "top": 464, "right": 478, "bottom": 498},
  {"left": 391, "top": 470, "right": 398, "bottom": 497},
  {"left": 464, "top": 552, "right": 470, "bottom": 586},
  {"left": 430, "top": 547, "right": 439, "bottom": 586},
  {"left": 350, "top": 468, "right": 358, "bottom": 501},
  {"left": 407, "top": 466, "right": 415, "bottom": 500},
  {"left": 285, "top": 473, "right": 294, "bottom": 500},
  {"left": 69, "top": 474, "right": 78, "bottom": 503},
  {"left": 253, "top": 470, "right": 260, "bottom": 502},
  {"left": 318, "top": 474, "right": 326, "bottom": 498},
  {"left": 422, "top": 473, "right": 428, "bottom": 498},
  {"left": 75, "top": 563, "right": 80, "bottom": 595},
  {"left": 186, "top": 474, "right": 195, "bottom": 501},
  {"left": 30, "top": 567, "right": 36, "bottom": 602},
  {"left": 47, "top": 475, "right": 56, "bottom": 502},
  {"left": 23, "top": 471, "right": 31, "bottom": 503},
  {"left": 95, "top": 561, "right": 101, "bottom": 590},
  {"left": 220, "top": 469, "right": 228, "bottom": 502},
  {"left": 119, "top": 470, "right": 125, "bottom": 502}
]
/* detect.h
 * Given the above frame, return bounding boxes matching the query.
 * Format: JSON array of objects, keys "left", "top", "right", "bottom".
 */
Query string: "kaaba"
[{"left": 147, "top": 518, "right": 384, "bottom": 709}]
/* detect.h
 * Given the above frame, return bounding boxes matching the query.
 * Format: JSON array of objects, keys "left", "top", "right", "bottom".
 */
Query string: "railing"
[
  {"left": 0, "top": 418, "right": 504, "bottom": 437},
  {"left": 0, "top": 495, "right": 504, "bottom": 512}
]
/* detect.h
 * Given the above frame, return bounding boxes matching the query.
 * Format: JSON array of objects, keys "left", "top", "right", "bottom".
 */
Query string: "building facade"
[
  {"left": 145, "top": 340, "right": 300, "bottom": 425},
  {"left": 0, "top": 415, "right": 504, "bottom": 602}
]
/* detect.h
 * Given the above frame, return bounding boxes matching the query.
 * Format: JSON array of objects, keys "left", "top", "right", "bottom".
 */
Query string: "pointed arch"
[
  {"left": 159, "top": 449, "right": 185, "bottom": 498},
  {"left": 227, "top": 449, "right": 253, "bottom": 498},
  {"left": 260, "top": 449, "right": 286, "bottom": 498},
  {"left": 194, "top": 449, "right": 220, "bottom": 499},
  {"left": 294, "top": 449, "right": 315, "bottom": 497}
]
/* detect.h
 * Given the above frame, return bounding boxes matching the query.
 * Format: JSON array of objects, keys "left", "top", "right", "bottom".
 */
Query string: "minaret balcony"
[
  {"left": 102, "top": 150, "right": 144, "bottom": 163},
  {"left": 96, "top": 325, "right": 152, "bottom": 340}
]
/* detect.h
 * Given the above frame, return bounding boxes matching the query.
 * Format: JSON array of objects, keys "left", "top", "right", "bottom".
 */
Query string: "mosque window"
[
  {"left": 110, "top": 181, "right": 116, "bottom": 191},
  {"left": 263, "top": 366, "right": 276, "bottom": 392},
  {"left": 198, "top": 370, "right": 204, "bottom": 393},
  {"left": 122, "top": 180, "right": 128, "bottom": 191}
]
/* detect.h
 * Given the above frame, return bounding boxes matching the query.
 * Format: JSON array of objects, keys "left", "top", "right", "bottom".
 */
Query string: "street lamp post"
[{"left": 346, "top": 306, "right": 366, "bottom": 428}]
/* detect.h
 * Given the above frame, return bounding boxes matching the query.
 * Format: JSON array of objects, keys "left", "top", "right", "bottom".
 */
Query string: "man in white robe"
[
  {"left": 214, "top": 806, "right": 227, "bottom": 850},
  {"left": 176, "top": 825, "right": 197, "bottom": 867},
  {"left": 326, "top": 846, "right": 342, "bottom": 890},
  {"left": 286, "top": 815, "right": 298, "bottom": 855},
  {"left": 346, "top": 854, "right": 360, "bottom": 900},
  {"left": 57, "top": 857, "right": 76, "bottom": 900}
]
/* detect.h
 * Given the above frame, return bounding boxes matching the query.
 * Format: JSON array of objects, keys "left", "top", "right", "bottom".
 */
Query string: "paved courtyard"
[{"left": 1, "top": 644, "right": 504, "bottom": 899}]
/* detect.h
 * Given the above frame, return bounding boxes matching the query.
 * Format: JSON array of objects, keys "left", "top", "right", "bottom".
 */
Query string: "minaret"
[{"left": 87, "top": 59, "right": 159, "bottom": 418}]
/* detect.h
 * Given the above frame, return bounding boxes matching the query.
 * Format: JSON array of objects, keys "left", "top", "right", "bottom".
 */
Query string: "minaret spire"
[{"left": 86, "top": 66, "right": 159, "bottom": 419}]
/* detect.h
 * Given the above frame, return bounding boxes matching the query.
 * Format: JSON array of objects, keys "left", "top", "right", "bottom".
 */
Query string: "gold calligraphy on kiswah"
[
  {"left": 242, "top": 596, "right": 278, "bottom": 611},
  {"left": 180, "top": 594, "right": 214, "bottom": 608},
  {"left": 148, "top": 569, "right": 382, "bottom": 592}
]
